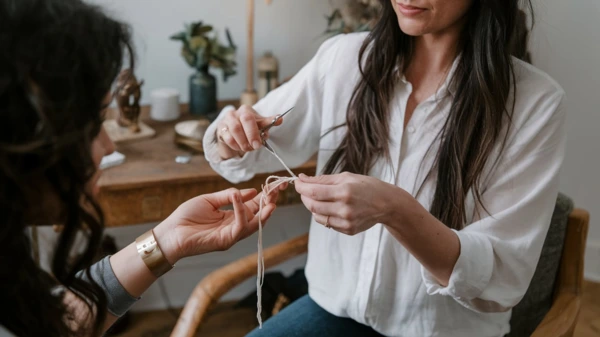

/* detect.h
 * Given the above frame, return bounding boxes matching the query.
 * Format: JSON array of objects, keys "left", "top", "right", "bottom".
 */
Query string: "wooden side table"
[{"left": 99, "top": 101, "right": 316, "bottom": 227}]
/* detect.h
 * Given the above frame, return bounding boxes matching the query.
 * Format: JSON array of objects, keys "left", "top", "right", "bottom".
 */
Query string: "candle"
[
  {"left": 150, "top": 88, "right": 180, "bottom": 121},
  {"left": 241, "top": 0, "right": 274, "bottom": 106}
]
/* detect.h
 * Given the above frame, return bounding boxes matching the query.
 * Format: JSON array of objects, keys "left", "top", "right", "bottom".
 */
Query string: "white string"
[
  {"left": 256, "top": 146, "right": 298, "bottom": 328},
  {"left": 266, "top": 144, "right": 297, "bottom": 179}
]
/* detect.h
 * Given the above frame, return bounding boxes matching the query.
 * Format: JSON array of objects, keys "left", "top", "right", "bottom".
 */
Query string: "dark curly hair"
[{"left": 0, "top": 0, "right": 134, "bottom": 335}]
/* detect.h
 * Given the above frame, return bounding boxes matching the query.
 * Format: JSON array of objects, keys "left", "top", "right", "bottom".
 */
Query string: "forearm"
[
  {"left": 99, "top": 242, "right": 158, "bottom": 330},
  {"left": 72, "top": 240, "right": 160, "bottom": 333},
  {"left": 384, "top": 196, "right": 460, "bottom": 286},
  {"left": 109, "top": 242, "right": 158, "bottom": 298},
  {"left": 100, "top": 221, "right": 177, "bottom": 331}
]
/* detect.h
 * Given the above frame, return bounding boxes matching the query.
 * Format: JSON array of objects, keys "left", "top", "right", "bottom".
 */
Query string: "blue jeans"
[{"left": 245, "top": 295, "right": 385, "bottom": 337}]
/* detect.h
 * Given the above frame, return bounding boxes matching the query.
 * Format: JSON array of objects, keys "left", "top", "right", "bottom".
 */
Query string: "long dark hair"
[
  {"left": 0, "top": 0, "right": 134, "bottom": 335},
  {"left": 324, "top": 0, "right": 533, "bottom": 230}
]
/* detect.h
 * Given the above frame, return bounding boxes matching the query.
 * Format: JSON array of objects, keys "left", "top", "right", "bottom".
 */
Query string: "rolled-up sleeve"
[
  {"left": 203, "top": 35, "right": 344, "bottom": 184},
  {"left": 422, "top": 90, "right": 567, "bottom": 313}
]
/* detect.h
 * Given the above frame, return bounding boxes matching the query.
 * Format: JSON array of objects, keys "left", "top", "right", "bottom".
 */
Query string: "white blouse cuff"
[
  {"left": 203, "top": 105, "right": 257, "bottom": 183},
  {"left": 421, "top": 230, "right": 494, "bottom": 302}
]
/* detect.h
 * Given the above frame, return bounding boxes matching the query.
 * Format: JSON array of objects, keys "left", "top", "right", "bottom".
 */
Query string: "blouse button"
[{"left": 407, "top": 126, "right": 416, "bottom": 133}]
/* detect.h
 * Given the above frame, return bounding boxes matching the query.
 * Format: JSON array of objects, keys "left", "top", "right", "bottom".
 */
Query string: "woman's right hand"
[{"left": 216, "top": 105, "right": 284, "bottom": 160}]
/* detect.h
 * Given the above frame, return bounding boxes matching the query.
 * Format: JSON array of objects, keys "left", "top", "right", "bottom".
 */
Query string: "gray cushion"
[{"left": 506, "top": 192, "right": 574, "bottom": 337}]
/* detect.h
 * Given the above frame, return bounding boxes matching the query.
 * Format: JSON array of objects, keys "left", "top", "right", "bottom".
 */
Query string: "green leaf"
[
  {"left": 189, "top": 36, "right": 208, "bottom": 51},
  {"left": 190, "top": 21, "right": 202, "bottom": 32},
  {"left": 326, "top": 9, "right": 342, "bottom": 26},
  {"left": 173, "top": 22, "right": 238, "bottom": 76},
  {"left": 225, "top": 28, "right": 236, "bottom": 49},
  {"left": 170, "top": 32, "right": 186, "bottom": 41},
  {"left": 193, "top": 25, "right": 213, "bottom": 35},
  {"left": 195, "top": 46, "right": 209, "bottom": 69},
  {"left": 222, "top": 67, "right": 237, "bottom": 82},
  {"left": 355, "top": 24, "right": 370, "bottom": 32},
  {"left": 184, "top": 23, "right": 193, "bottom": 39},
  {"left": 181, "top": 46, "right": 196, "bottom": 68}
]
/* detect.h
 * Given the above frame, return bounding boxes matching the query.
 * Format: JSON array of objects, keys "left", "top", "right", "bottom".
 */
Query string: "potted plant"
[
  {"left": 324, "top": 0, "right": 380, "bottom": 36},
  {"left": 171, "top": 21, "right": 237, "bottom": 118}
]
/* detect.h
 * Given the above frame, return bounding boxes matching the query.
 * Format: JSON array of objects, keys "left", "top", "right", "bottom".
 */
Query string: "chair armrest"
[
  {"left": 555, "top": 208, "right": 590, "bottom": 294},
  {"left": 170, "top": 233, "right": 309, "bottom": 337},
  {"left": 530, "top": 291, "right": 581, "bottom": 337}
]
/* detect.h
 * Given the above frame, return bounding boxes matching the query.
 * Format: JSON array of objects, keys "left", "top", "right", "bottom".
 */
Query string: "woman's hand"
[
  {"left": 153, "top": 185, "right": 286, "bottom": 264},
  {"left": 216, "top": 105, "right": 283, "bottom": 160},
  {"left": 294, "top": 172, "right": 405, "bottom": 235}
]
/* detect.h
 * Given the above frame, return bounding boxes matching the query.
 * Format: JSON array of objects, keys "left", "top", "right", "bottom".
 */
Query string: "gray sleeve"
[{"left": 76, "top": 256, "right": 140, "bottom": 317}]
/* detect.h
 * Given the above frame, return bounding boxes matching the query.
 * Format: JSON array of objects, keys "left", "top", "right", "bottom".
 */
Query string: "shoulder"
[
  {"left": 313, "top": 32, "right": 369, "bottom": 72},
  {"left": 512, "top": 57, "right": 565, "bottom": 98},
  {"left": 511, "top": 57, "right": 566, "bottom": 127},
  {"left": 317, "top": 31, "right": 369, "bottom": 56}
]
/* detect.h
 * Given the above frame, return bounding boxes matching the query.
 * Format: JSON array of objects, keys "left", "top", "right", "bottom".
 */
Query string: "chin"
[{"left": 397, "top": 19, "right": 429, "bottom": 36}]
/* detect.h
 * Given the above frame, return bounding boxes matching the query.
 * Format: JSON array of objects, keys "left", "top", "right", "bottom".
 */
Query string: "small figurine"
[
  {"left": 257, "top": 51, "right": 279, "bottom": 99},
  {"left": 115, "top": 69, "right": 144, "bottom": 133}
]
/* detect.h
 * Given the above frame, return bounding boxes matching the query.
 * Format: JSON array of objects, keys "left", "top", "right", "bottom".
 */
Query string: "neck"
[{"left": 408, "top": 19, "right": 465, "bottom": 76}]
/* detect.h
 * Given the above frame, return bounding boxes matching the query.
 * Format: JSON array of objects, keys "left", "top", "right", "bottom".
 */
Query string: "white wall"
[{"left": 529, "top": 0, "right": 600, "bottom": 281}]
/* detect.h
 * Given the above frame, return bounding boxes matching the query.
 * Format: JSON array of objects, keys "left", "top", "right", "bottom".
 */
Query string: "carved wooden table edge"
[{"left": 97, "top": 158, "right": 317, "bottom": 192}]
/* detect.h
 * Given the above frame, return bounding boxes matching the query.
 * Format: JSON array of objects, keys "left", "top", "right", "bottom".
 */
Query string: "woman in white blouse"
[{"left": 203, "top": 0, "right": 566, "bottom": 336}]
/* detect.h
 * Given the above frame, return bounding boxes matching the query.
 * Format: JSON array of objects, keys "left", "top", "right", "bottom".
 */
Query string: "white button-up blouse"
[{"left": 203, "top": 32, "right": 567, "bottom": 337}]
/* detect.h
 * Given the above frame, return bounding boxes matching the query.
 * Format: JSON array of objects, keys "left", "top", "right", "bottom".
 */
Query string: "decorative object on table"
[
  {"left": 170, "top": 21, "right": 237, "bottom": 119},
  {"left": 104, "top": 69, "right": 156, "bottom": 143},
  {"left": 257, "top": 51, "right": 279, "bottom": 99},
  {"left": 103, "top": 118, "right": 156, "bottom": 143},
  {"left": 241, "top": 0, "right": 275, "bottom": 106},
  {"left": 115, "top": 69, "right": 145, "bottom": 132},
  {"left": 150, "top": 88, "right": 181, "bottom": 122},
  {"left": 99, "top": 151, "right": 126, "bottom": 170},
  {"left": 175, "top": 155, "right": 192, "bottom": 164},
  {"left": 174, "top": 119, "right": 210, "bottom": 153},
  {"left": 324, "top": 0, "right": 381, "bottom": 36}
]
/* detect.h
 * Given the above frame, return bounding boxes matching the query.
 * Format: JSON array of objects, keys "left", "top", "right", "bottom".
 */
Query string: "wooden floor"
[{"left": 112, "top": 281, "right": 600, "bottom": 337}]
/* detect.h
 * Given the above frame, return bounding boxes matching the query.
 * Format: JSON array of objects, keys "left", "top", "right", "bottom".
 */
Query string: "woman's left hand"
[
  {"left": 154, "top": 184, "right": 287, "bottom": 265},
  {"left": 294, "top": 172, "right": 402, "bottom": 235}
]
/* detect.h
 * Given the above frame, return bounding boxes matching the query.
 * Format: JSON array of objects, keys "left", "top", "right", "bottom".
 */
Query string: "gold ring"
[
  {"left": 325, "top": 215, "right": 330, "bottom": 229},
  {"left": 218, "top": 127, "right": 229, "bottom": 142}
]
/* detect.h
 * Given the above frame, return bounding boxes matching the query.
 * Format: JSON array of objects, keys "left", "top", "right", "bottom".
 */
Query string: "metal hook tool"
[{"left": 259, "top": 106, "right": 294, "bottom": 154}]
